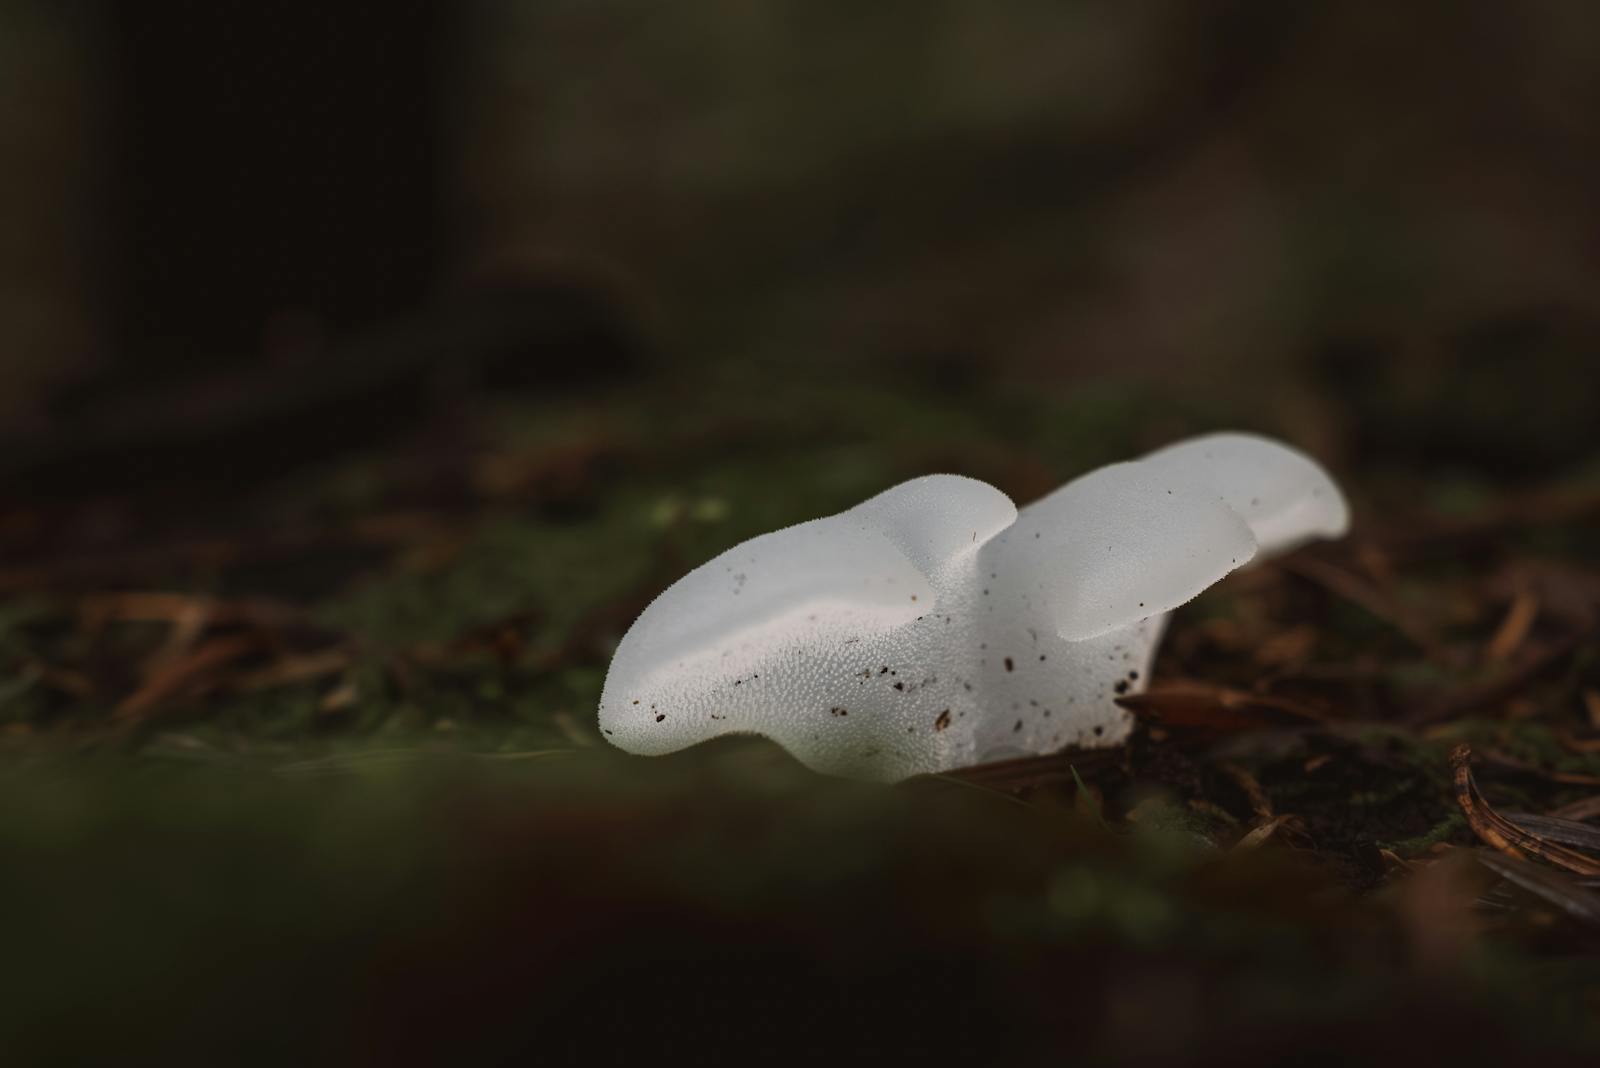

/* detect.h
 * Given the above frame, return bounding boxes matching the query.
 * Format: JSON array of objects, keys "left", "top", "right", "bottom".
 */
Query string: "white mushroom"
[{"left": 598, "top": 433, "right": 1348, "bottom": 781}]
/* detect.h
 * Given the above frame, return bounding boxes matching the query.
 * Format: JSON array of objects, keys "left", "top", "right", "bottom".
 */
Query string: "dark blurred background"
[{"left": 3, "top": 0, "right": 1597, "bottom": 493}]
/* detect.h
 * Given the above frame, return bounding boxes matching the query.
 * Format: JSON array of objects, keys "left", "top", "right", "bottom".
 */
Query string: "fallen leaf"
[{"left": 1117, "top": 683, "right": 1327, "bottom": 731}]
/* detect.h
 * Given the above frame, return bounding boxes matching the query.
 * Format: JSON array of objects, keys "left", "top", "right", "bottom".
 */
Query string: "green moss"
[{"left": 1380, "top": 812, "right": 1467, "bottom": 856}]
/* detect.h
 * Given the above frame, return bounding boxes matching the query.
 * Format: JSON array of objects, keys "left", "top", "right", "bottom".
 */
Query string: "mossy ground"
[{"left": 2, "top": 358, "right": 1598, "bottom": 1064}]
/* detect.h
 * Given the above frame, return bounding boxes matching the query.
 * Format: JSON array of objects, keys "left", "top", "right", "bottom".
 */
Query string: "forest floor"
[{"left": 2, "top": 356, "right": 1598, "bottom": 1064}]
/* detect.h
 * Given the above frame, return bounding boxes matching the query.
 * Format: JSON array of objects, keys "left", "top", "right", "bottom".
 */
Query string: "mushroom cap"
[
  {"left": 994, "top": 433, "right": 1350, "bottom": 642},
  {"left": 598, "top": 475, "right": 1014, "bottom": 762},
  {"left": 1139, "top": 432, "right": 1349, "bottom": 555},
  {"left": 850, "top": 473, "right": 1017, "bottom": 578},
  {"left": 992, "top": 462, "right": 1258, "bottom": 643},
  {"left": 598, "top": 433, "right": 1349, "bottom": 779}
]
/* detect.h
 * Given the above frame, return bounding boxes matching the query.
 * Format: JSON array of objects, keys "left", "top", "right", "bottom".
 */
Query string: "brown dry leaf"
[
  {"left": 1555, "top": 729, "right": 1600, "bottom": 755},
  {"left": 1485, "top": 589, "right": 1539, "bottom": 663},
  {"left": 115, "top": 634, "right": 263, "bottom": 721},
  {"left": 1451, "top": 744, "right": 1600, "bottom": 876},
  {"left": 1378, "top": 848, "right": 1415, "bottom": 873},
  {"left": 1190, "top": 617, "right": 1246, "bottom": 652},
  {"left": 1253, "top": 625, "right": 1317, "bottom": 669},
  {"left": 145, "top": 597, "right": 213, "bottom": 671},
  {"left": 1187, "top": 798, "right": 1238, "bottom": 827},
  {"left": 21, "top": 659, "right": 94, "bottom": 700},
  {"left": 1490, "top": 559, "right": 1600, "bottom": 630},
  {"left": 79, "top": 591, "right": 214, "bottom": 626},
  {"left": 1355, "top": 542, "right": 1397, "bottom": 588},
  {"left": 318, "top": 680, "right": 359, "bottom": 715},
  {"left": 234, "top": 649, "right": 352, "bottom": 691},
  {"left": 1116, "top": 683, "right": 1327, "bottom": 731},
  {"left": 1233, "top": 814, "right": 1302, "bottom": 851},
  {"left": 1218, "top": 761, "right": 1273, "bottom": 820}
]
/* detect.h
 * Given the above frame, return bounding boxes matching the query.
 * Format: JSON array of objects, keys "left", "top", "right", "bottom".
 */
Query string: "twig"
[
  {"left": 1485, "top": 589, "right": 1539, "bottom": 663},
  {"left": 1218, "top": 761, "right": 1274, "bottom": 820},
  {"left": 231, "top": 648, "right": 354, "bottom": 692},
  {"left": 1233, "top": 814, "right": 1298, "bottom": 851},
  {"left": 115, "top": 634, "right": 262, "bottom": 721}
]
